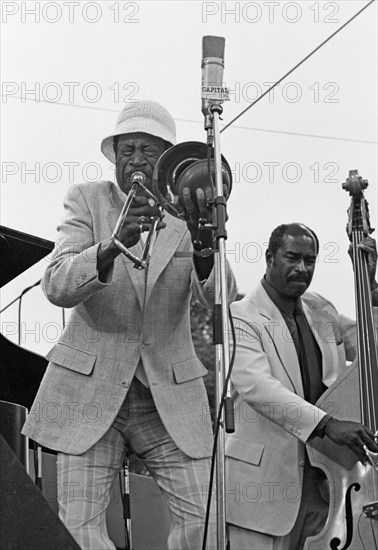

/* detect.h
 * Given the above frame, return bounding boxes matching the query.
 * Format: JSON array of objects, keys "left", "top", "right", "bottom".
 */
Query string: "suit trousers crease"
[{"left": 57, "top": 377, "right": 216, "bottom": 550}]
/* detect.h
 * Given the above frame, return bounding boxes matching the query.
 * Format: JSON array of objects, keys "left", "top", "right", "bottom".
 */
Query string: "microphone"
[{"left": 201, "top": 36, "right": 229, "bottom": 128}]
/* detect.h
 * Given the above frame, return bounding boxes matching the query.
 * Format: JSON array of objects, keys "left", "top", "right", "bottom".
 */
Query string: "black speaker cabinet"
[{"left": 0, "top": 434, "right": 81, "bottom": 550}]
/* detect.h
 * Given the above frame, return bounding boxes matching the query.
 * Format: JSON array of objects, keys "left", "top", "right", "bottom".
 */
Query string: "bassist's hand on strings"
[
  {"left": 348, "top": 236, "right": 378, "bottom": 306},
  {"left": 348, "top": 235, "right": 378, "bottom": 289},
  {"left": 323, "top": 417, "right": 378, "bottom": 464}
]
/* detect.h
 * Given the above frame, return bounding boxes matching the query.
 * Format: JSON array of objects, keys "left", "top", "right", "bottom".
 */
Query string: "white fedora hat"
[{"left": 101, "top": 100, "right": 176, "bottom": 164}]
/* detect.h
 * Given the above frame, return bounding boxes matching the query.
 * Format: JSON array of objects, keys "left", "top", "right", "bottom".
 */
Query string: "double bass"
[{"left": 305, "top": 170, "right": 378, "bottom": 549}]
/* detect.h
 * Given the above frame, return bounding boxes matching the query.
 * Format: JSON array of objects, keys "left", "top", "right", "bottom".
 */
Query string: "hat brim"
[{"left": 101, "top": 126, "right": 175, "bottom": 164}]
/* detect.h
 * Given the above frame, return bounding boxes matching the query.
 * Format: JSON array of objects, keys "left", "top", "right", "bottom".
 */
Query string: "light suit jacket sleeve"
[{"left": 42, "top": 183, "right": 110, "bottom": 307}]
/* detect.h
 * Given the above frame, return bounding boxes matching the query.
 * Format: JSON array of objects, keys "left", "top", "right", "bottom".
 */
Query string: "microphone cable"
[
  {"left": 202, "top": 306, "right": 237, "bottom": 550},
  {"left": 17, "top": 280, "right": 42, "bottom": 346},
  {"left": 0, "top": 280, "right": 41, "bottom": 315}
]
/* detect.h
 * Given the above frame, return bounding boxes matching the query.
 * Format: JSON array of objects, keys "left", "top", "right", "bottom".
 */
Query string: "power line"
[
  {"left": 183, "top": 119, "right": 377, "bottom": 145},
  {"left": 2, "top": 96, "right": 376, "bottom": 145},
  {"left": 1, "top": 1, "right": 376, "bottom": 146},
  {"left": 220, "top": 0, "right": 377, "bottom": 133},
  {"left": 1, "top": 1, "right": 376, "bottom": 147}
]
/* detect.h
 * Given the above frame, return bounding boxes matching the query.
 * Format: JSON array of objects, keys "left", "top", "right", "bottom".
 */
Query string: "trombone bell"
[{"left": 152, "top": 141, "right": 232, "bottom": 219}]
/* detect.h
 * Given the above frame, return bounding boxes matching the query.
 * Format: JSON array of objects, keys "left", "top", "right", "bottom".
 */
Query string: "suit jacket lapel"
[
  {"left": 255, "top": 283, "right": 303, "bottom": 396},
  {"left": 144, "top": 216, "right": 187, "bottom": 307}
]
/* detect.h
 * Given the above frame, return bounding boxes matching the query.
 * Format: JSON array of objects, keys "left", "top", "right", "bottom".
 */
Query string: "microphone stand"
[
  {"left": 120, "top": 458, "right": 132, "bottom": 550},
  {"left": 205, "top": 102, "right": 234, "bottom": 550}
]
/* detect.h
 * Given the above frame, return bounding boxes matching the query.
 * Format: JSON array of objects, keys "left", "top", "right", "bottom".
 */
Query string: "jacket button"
[
  {"left": 122, "top": 381, "right": 129, "bottom": 388},
  {"left": 299, "top": 460, "right": 305, "bottom": 467}
]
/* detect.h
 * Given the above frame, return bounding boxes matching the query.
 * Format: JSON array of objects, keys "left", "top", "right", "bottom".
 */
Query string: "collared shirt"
[{"left": 261, "top": 277, "right": 325, "bottom": 404}]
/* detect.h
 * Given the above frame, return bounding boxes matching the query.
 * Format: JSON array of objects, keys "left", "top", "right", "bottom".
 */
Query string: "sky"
[{"left": 1, "top": 0, "right": 377, "bottom": 356}]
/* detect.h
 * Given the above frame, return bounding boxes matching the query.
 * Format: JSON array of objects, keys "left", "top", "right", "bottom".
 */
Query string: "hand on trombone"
[
  {"left": 181, "top": 182, "right": 229, "bottom": 249},
  {"left": 97, "top": 188, "right": 165, "bottom": 277},
  {"left": 182, "top": 185, "right": 214, "bottom": 241},
  {"left": 114, "top": 195, "right": 166, "bottom": 251}
]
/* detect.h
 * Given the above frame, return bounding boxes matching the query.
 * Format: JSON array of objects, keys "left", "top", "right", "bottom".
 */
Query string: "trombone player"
[{"left": 22, "top": 100, "right": 237, "bottom": 550}]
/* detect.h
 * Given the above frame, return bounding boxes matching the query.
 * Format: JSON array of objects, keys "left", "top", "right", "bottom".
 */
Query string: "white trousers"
[{"left": 57, "top": 378, "right": 216, "bottom": 550}]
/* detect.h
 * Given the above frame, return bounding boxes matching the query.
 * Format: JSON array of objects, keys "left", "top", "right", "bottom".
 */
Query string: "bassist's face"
[{"left": 266, "top": 232, "right": 317, "bottom": 299}]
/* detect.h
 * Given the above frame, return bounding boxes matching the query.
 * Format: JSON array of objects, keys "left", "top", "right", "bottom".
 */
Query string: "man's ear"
[
  {"left": 265, "top": 249, "right": 273, "bottom": 268},
  {"left": 113, "top": 136, "right": 118, "bottom": 160}
]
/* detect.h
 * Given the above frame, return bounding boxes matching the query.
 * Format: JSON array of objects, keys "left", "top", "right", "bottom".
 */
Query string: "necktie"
[{"left": 293, "top": 301, "right": 324, "bottom": 404}]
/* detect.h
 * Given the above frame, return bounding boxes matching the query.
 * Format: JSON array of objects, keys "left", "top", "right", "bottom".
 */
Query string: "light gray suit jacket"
[
  {"left": 22, "top": 180, "right": 236, "bottom": 457},
  {"left": 225, "top": 281, "right": 366, "bottom": 536}
]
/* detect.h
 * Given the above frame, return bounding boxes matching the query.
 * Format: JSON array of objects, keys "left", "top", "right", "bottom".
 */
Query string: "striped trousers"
[{"left": 57, "top": 378, "right": 216, "bottom": 550}]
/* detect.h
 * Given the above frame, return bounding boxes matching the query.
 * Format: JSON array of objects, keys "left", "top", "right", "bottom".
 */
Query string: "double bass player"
[{"left": 225, "top": 222, "right": 378, "bottom": 550}]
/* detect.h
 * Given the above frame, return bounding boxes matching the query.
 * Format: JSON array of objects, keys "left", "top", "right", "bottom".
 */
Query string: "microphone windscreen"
[{"left": 202, "top": 36, "right": 225, "bottom": 61}]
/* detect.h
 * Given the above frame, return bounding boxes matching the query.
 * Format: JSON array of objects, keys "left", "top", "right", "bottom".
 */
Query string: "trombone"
[
  {"left": 111, "top": 171, "right": 163, "bottom": 270},
  {"left": 111, "top": 142, "right": 233, "bottom": 270}
]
